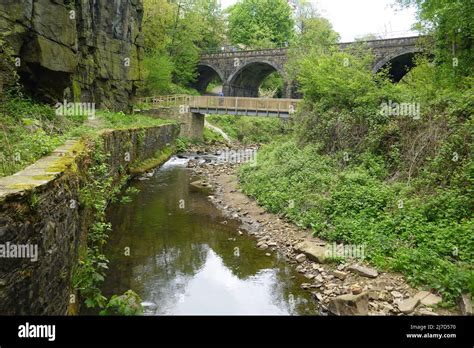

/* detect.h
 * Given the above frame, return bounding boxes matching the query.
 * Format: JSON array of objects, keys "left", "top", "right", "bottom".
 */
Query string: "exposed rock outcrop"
[{"left": 0, "top": 0, "right": 143, "bottom": 111}]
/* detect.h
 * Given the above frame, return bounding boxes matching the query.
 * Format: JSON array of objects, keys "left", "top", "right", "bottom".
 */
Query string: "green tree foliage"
[
  {"left": 396, "top": 0, "right": 474, "bottom": 80},
  {"left": 141, "top": 0, "right": 225, "bottom": 93},
  {"left": 142, "top": 0, "right": 174, "bottom": 54},
  {"left": 141, "top": 51, "right": 174, "bottom": 95},
  {"left": 286, "top": 3, "right": 339, "bottom": 84},
  {"left": 294, "top": 16, "right": 340, "bottom": 51},
  {"left": 193, "top": 0, "right": 226, "bottom": 50},
  {"left": 294, "top": 49, "right": 395, "bottom": 152},
  {"left": 226, "top": 0, "right": 295, "bottom": 48}
]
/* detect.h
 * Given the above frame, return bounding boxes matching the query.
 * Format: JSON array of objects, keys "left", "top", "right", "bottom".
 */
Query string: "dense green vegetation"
[
  {"left": 238, "top": 0, "right": 473, "bottom": 305},
  {"left": 0, "top": 90, "right": 174, "bottom": 178},
  {"left": 226, "top": 0, "right": 294, "bottom": 48},
  {"left": 203, "top": 127, "right": 227, "bottom": 145},
  {"left": 206, "top": 115, "right": 290, "bottom": 144},
  {"left": 141, "top": 0, "right": 225, "bottom": 95}
]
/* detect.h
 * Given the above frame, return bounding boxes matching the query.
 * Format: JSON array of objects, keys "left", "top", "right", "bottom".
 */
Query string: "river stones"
[
  {"left": 416, "top": 308, "right": 439, "bottom": 316},
  {"left": 459, "top": 293, "right": 473, "bottom": 315},
  {"left": 347, "top": 264, "right": 379, "bottom": 278},
  {"left": 328, "top": 292, "right": 369, "bottom": 316},
  {"left": 295, "top": 253, "right": 306, "bottom": 263},
  {"left": 350, "top": 283, "right": 363, "bottom": 295},
  {"left": 331, "top": 270, "right": 348, "bottom": 280},
  {"left": 398, "top": 297, "right": 420, "bottom": 314},
  {"left": 190, "top": 180, "right": 212, "bottom": 190},
  {"left": 413, "top": 290, "right": 442, "bottom": 306},
  {"left": 294, "top": 241, "right": 327, "bottom": 263}
]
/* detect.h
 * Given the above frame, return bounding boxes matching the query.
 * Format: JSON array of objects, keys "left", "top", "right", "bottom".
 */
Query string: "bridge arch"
[
  {"left": 373, "top": 47, "right": 423, "bottom": 82},
  {"left": 194, "top": 63, "right": 225, "bottom": 94},
  {"left": 226, "top": 59, "right": 285, "bottom": 97}
]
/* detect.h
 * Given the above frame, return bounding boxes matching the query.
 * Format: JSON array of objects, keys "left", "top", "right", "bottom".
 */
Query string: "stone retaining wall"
[
  {"left": 136, "top": 108, "right": 204, "bottom": 141},
  {"left": 0, "top": 124, "right": 178, "bottom": 315}
]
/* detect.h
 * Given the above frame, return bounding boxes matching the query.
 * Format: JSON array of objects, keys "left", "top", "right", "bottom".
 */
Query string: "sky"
[{"left": 219, "top": 0, "right": 419, "bottom": 42}]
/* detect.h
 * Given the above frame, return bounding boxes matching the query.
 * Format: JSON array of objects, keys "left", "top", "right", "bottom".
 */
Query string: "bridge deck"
[{"left": 138, "top": 95, "right": 302, "bottom": 117}]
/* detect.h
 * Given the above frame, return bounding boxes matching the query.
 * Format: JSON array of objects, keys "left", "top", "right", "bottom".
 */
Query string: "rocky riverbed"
[{"left": 178, "top": 145, "right": 461, "bottom": 316}]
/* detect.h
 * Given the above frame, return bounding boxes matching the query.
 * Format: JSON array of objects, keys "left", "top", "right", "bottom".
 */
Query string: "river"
[{"left": 100, "top": 157, "right": 319, "bottom": 315}]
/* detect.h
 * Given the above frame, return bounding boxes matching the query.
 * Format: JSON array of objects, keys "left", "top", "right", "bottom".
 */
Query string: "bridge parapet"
[
  {"left": 200, "top": 37, "right": 424, "bottom": 59},
  {"left": 200, "top": 48, "right": 288, "bottom": 60},
  {"left": 338, "top": 36, "right": 425, "bottom": 49}
]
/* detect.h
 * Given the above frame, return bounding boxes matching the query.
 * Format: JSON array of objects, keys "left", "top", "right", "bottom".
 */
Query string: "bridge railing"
[{"left": 137, "top": 95, "right": 302, "bottom": 115}]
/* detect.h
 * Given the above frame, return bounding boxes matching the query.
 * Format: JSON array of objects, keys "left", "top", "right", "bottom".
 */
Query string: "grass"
[
  {"left": 0, "top": 95, "right": 176, "bottom": 178},
  {"left": 206, "top": 114, "right": 290, "bottom": 144},
  {"left": 203, "top": 127, "right": 227, "bottom": 144}
]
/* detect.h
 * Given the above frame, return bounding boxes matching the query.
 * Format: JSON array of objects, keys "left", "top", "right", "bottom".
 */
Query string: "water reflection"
[{"left": 100, "top": 158, "right": 318, "bottom": 315}]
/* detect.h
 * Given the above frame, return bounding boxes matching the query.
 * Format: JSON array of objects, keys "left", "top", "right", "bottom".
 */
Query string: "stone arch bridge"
[{"left": 196, "top": 36, "right": 425, "bottom": 98}]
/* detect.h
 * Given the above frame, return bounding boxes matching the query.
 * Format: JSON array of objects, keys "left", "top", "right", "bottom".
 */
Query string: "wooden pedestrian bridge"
[{"left": 137, "top": 95, "right": 302, "bottom": 118}]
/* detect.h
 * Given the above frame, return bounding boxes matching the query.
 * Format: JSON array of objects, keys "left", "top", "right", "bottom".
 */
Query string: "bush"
[
  {"left": 206, "top": 115, "right": 290, "bottom": 144},
  {"left": 239, "top": 53, "right": 473, "bottom": 305},
  {"left": 100, "top": 290, "right": 144, "bottom": 316},
  {"left": 239, "top": 138, "right": 473, "bottom": 304},
  {"left": 295, "top": 48, "right": 396, "bottom": 151}
]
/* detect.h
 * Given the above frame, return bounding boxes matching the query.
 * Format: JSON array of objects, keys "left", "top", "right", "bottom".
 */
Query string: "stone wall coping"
[{"left": 0, "top": 140, "right": 82, "bottom": 202}]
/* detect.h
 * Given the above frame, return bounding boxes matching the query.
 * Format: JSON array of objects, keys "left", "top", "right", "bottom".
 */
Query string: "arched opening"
[
  {"left": 259, "top": 71, "right": 285, "bottom": 98},
  {"left": 228, "top": 62, "right": 285, "bottom": 98},
  {"left": 376, "top": 52, "right": 418, "bottom": 82},
  {"left": 194, "top": 64, "right": 224, "bottom": 95}
]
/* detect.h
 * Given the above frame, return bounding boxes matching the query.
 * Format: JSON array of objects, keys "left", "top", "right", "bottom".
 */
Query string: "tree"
[
  {"left": 168, "top": 0, "right": 225, "bottom": 84},
  {"left": 141, "top": 0, "right": 226, "bottom": 93},
  {"left": 293, "top": 0, "right": 319, "bottom": 34},
  {"left": 227, "top": 0, "right": 295, "bottom": 48},
  {"left": 193, "top": 0, "right": 226, "bottom": 51},
  {"left": 141, "top": 52, "right": 174, "bottom": 95},
  {"left": 286, "top": 9, "right": 340, "bottom": 83},
  {"left": 292, "top": 16, "right": 339, "bottom": 52},
  {"left": 142, "top": 0, "right": 174, "bottom": 54},
  {"left": 396, "top": 0, "right": 473, "bottom": 80}
]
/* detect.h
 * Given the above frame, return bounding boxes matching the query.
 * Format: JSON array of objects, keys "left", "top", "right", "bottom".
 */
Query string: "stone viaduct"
[{"left": 196, "top": 36, "right": 426, "bottom": 98}]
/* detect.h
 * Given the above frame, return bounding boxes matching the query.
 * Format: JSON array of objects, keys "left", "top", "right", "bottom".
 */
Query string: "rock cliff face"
[{"left": 0, "top": 0, "right": 143, "bottom": 111}]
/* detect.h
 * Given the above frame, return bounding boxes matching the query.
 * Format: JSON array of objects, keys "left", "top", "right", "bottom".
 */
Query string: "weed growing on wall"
[{"left": 73, "top": 140, "right": 143, "bottom": 312}]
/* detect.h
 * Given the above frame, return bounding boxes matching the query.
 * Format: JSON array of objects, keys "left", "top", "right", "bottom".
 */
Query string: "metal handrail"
[{"left": 137, "top": 95, "right": 302, "bottom": 115}]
